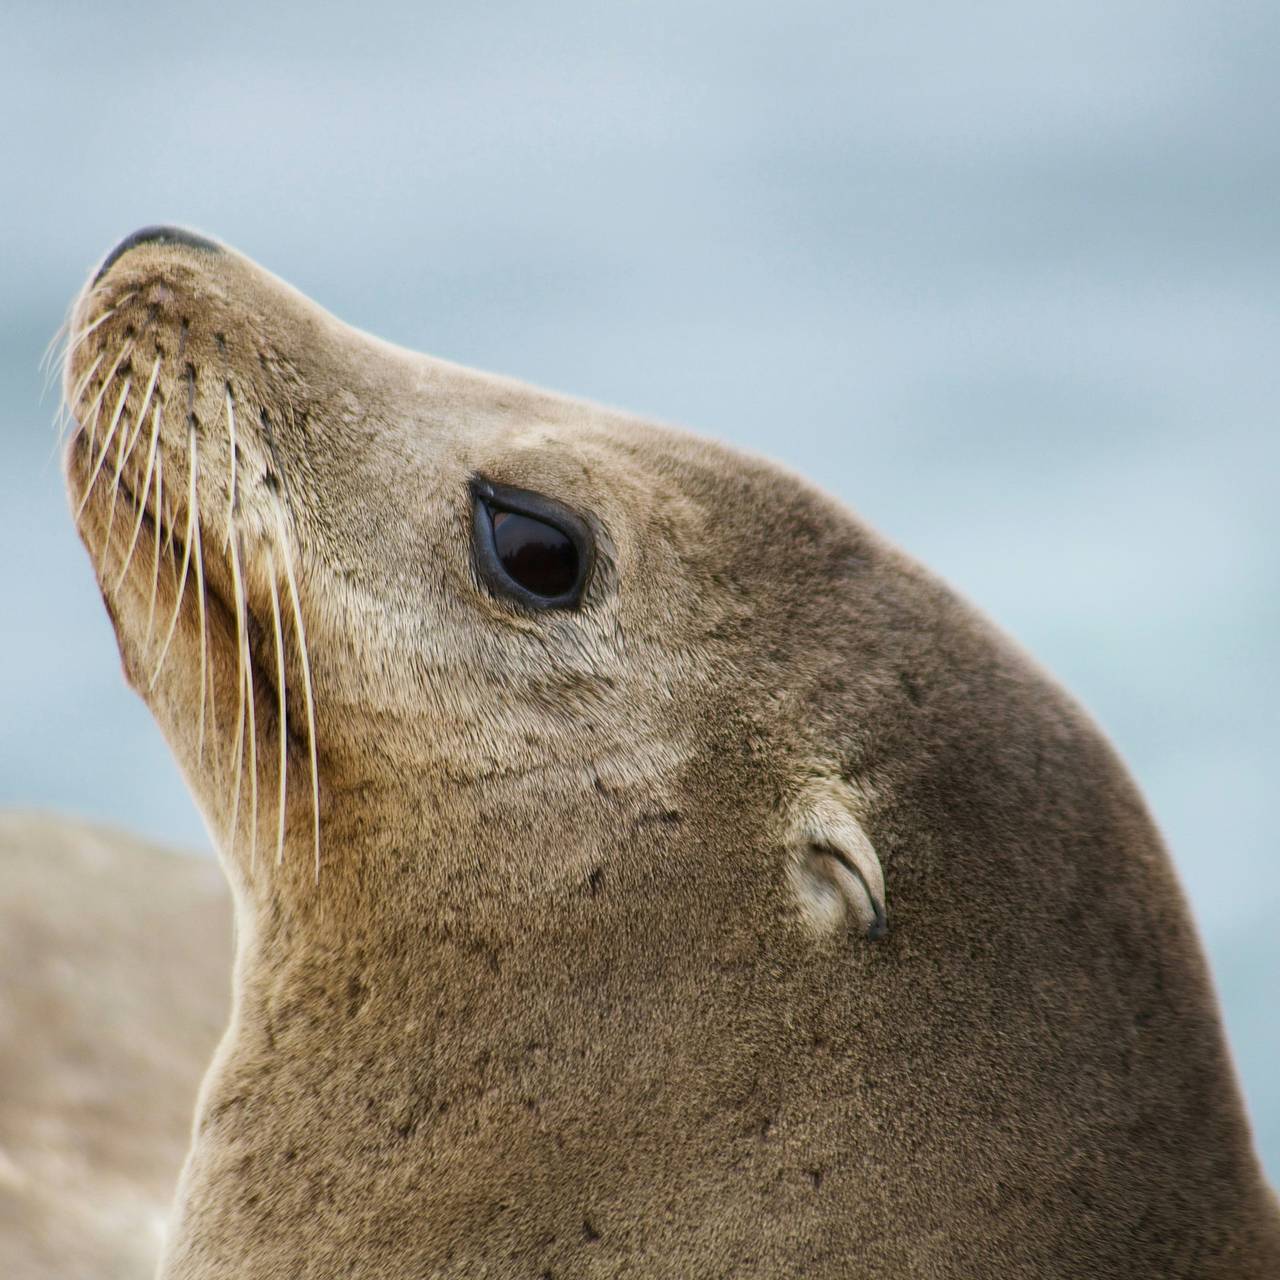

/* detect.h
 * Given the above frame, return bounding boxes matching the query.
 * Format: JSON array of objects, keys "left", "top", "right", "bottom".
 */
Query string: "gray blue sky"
[{"left": 2, "top": 0, "right": 1276, "bottom": 1175}]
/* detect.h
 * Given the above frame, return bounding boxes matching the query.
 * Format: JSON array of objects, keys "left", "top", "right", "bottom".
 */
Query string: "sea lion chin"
[{"left": 61, "top": 226, "right": 1280, "bottom": 1278}]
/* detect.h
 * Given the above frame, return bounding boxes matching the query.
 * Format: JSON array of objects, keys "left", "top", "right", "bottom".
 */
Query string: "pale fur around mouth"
[{"left": 63, "top": 358, "right": 321, "bottom": 878}]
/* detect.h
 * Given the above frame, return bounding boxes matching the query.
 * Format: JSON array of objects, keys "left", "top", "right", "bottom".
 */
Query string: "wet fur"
[{"left": 61, "top": 233, "right": 1280, "bottom": 1276}]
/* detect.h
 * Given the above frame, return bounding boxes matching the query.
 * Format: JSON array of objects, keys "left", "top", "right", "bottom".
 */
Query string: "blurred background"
[{"left": 1, "top": 0, "right": 1276, "bottom": 1177}]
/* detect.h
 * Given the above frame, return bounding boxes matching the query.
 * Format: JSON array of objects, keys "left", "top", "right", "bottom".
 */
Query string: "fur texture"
[{"left": 61, "top": 229, "right": 1280, "bottom": 1277}]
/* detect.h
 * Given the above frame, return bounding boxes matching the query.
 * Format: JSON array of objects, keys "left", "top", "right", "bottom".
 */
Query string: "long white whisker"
[
  {"left": 77, "top": 376, "right": 132, "bottom": 523},
  {"left": 187, "top": 426, "right": 210, "bottom": 763},
  {"left": 144, "top": 450, "right": 165, "bottom": 645},
  {"left": 64, "top": 348, "right": 102, "bottom": 413},
  {"left": 120, "top": 355, "right": 161, "bottom": 461},
  {"left": 267, "top": 556, "right": 289, "bottom": 867},
  {"left": 80, "top": 341, "right": 130, "bottom": 461},
  {"left": 101, "top": 405, "right": 133, "bottom": 559},
  {"left": 60, "top": 302, "right": 122, "bottom": 374},
  {"left": 224, "top": 388, "right": 238, "bottom": 545},
  {"left": 55, "top": 352, "right": 103, "bottom": 455},
  {"left": 44, "top": 293, "right": 128, "bottom": 396},
  {"left": 161, "top": 471, "right": 179, "bottom": 566},
  {"left": 114, "top": 399, "right": 163, "bottom": 590},
  {"left": 103, "top": 357, "right": 160, "bottom": 551},
  {"left": 227, "top": 528, "right": 258, "bottom": 869},
  {"left": 89, "top": 369, "right": 133, "bottom": 469},
  {"left": 54, "top": 285, "right": 134, "bottom": 371},
  {"left": 226, "top": 532, "right": 247, "bottom": 860},
  {"left": 149, "top": 437, "right": 196, "bottom": 689},
  {"left": 275, "top": 506, "right": 320, "bottom": 880},
  {"left": 42, "top": 317, "right": 70, "bottom": 383}
]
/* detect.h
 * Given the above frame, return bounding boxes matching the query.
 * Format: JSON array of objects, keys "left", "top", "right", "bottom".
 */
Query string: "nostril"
[{"left": 93, "top": 225, "right": 221, "bottom": 286}]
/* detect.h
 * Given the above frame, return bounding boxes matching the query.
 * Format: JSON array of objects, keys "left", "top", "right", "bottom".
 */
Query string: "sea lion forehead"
[
  {"left": 63, "top": 231, "right": 827, "bottom": 709},
  {"left": 70, "top": 227, "right": 878, "bottom": 641},
  {"left": 77, "top": 231, "right": 699, "bottom": 525}
]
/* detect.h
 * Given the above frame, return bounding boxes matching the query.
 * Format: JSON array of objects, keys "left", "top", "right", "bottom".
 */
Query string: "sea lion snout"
[{"left": 92, "top": 224, "right": 222, "bottom": 287}]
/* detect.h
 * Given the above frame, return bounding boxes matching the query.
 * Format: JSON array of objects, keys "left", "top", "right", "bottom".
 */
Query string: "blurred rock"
[{"left": 0, "top": 812, "right": 230, "bottom": 1279}]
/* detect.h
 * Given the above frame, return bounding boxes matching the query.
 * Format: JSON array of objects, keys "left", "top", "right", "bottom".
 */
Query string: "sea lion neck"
[{"left": 227, "top": 750, "right": 770, "bottom": 948}]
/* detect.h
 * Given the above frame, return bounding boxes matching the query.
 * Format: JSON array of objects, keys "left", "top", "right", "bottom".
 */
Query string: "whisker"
[
  {"left": 224, "top": 387, "right": 238, "bottom": 546},
  {"left": 53, "top": 351, "right": 103, "bottom": 456},
  {"left": 120, "top": 355, "right": 162, "bottom": 461},
  {"left": 221, "top": 388, "right": 245, "bottom": 855},
  {"left": 89, "top": 369, "right": 133, "bottom": 469},
  {"left": 113, "top": 398, "right": 163, "bottom": 591},
  {"left": 52, "top": 284, "right": 133, "bottom": 374},
  {"left": 43, "top": 290, "right": 126, "bottom": 398},
  {"left": 101, "top": 406, "right": 133, "bottom": 559},
  {"left": 62, "top": 301, "right": 122, "bottom": 368},
  {"left": 275, "top": 506, "right": 320, "bottom": 880},
  {"left": 76, "top": 375, "right": 132, "bottom": 522},
  {"left": 161, "top": 472, "right": 180, "bottom": 567},
  {"left": 79, "top": 341, "right": 131, "bottom": 461},
  {"left": 144, "top": 450, "right": 165, "bottom": 645},
  {"left": 149, "top": 438, "right": 196, "bottom": 689},
  {"left": 65, "top": 347, "right": 103, "bottom": 410},
  {"left": 267, "top": 555, "right": 289, "bottom": 867},
  {"left": 103, "top": 357, "right": 161, "bottom": 551},
  {"left": 227, "top": 528, "right": 259, "bottom": 869},
  {"left": 41, "top": 316, "right": 71, "bottom": 383},
  {"left": 226, "top": 531, "right": 247, "bottom": 861},
  {"left": 187, "top": 426, "right": 210, "bottom": 763}
]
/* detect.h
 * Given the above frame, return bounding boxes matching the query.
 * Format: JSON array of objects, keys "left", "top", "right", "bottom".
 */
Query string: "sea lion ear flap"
[{"left": 786, "top": 779, "right": 887, "bottom": 942}]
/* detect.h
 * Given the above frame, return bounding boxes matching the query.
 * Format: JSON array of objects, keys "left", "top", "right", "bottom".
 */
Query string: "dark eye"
[
  {"left": 492, "top": 510, "right": 577, "bottom": 597},
  {"left": 471, "top": 479, "right": 593, "bottom": 609}
]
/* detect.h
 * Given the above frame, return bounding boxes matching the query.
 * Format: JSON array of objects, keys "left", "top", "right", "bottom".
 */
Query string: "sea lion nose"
[{"left": 93, "top": 225, "right": 221, "bottom": 286}]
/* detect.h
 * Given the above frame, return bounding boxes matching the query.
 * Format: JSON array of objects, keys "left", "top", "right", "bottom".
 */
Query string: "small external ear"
[{"left": 786, "top": 779, "right": 887, "bottom": 942}]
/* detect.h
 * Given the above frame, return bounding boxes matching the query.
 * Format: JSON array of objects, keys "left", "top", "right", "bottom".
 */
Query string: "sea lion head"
[{"left": 62, "top": 228, "right": 1279, "bottom": 1277}]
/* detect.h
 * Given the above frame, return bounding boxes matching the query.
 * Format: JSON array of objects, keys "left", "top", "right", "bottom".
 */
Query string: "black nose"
[{"left": 93, "top": 225, "right": 221, "bottom": 286}]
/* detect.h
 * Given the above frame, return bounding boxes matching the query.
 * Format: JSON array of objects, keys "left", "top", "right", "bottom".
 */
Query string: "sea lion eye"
[
  {"left": 492, "top": 511, "right": 576, "bottom": 595},
  {"left": 471, "top": 479, "right": 592, "bottom": 609}
]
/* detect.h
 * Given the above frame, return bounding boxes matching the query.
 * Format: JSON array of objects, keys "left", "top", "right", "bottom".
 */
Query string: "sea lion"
[{"left": 60, "top": 226, "right": 1280, "bottom": 1277}]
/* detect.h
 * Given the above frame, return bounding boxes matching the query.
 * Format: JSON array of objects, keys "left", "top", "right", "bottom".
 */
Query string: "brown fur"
[{"left": 61, "top": 229, "right": 1280, "bottom": 1277}]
